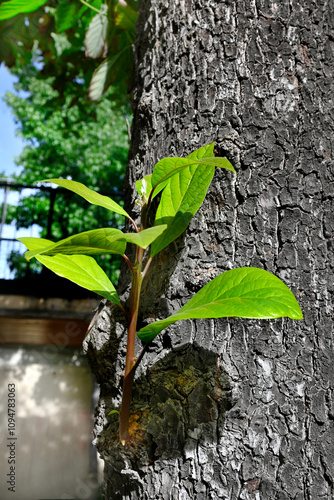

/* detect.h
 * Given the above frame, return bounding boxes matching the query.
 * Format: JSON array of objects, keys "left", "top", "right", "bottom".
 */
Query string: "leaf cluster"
[
  {"left": 19, "top": 143, "right": 302, "bottom": 340},
  {"left": 18, "top": 142, "right": 303, "bottom": 444},
  {"left": 0, "top": 0, "right": 137, "bottom": 102}
]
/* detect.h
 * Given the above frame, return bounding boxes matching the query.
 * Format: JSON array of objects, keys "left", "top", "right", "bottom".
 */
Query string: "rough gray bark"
[{"left": 84, "top": 0, "right": 334, "bottom": 498}]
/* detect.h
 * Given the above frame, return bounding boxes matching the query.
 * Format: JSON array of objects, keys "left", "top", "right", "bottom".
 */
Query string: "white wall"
[{"left": 0, "top": 346, "right": 102, "bottom": 500}]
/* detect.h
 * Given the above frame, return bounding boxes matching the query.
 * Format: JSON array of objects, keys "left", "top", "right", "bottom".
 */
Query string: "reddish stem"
[
  {"left": 118, "top": 204, "right": 149, "bottom": 444},
  {"left": 129, "top": 216, "right": 139, "bottom": 232},
  {"left": 122, "top": 253, "right": 133, "bottom": 272},
  {"left": 119, "top": 247, "right": 144, "bottom": 444}
]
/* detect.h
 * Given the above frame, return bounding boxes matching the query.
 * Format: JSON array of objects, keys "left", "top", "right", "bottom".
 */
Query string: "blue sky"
[
  {"left": 0, "top": 63, "right": 25, "bottom": 177},
  {"left": 0, "top": 64, "right": 39, "bottom": 278}
]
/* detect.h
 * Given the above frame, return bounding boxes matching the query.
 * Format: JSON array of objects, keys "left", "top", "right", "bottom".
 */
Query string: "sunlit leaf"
[
  {"left": 88, "top": 52, "right": 122, "bottom": 100},
  {"left": 20, "top": 225, "right": 168, "bottom": 259},
  {"left": 150, "top": 143, "right": 216, "bottom": 257},
  {"left": 18, "top": 236, "right": 53, "bottom": 251},
  {"left": 19, "top": 228, "right": 127, "bottom": 261},
  {"left": 41, "top": 178, "right": 130, "bottom": 219},
  {"left": 37, "top": 253, "right": 122, "bottom": 306},
  {"left": 151, "top": 149, "right": 235, "bottom": 192},
  {"left": 85, "top": 5, "right": 108, "bottom": 59},
  {"left": 18, "top": 237, "right": 121, "bottom": 306},
  {"left": 137, "top": 268, "right": 303, "bottom": 342},
  {"left": 108, "top": 409, "right": 119, "bottom": 416},
  {"left": 0, "top": 0, "right": 48, "bottom": 20},
  {"left": 111, "top": 225, "right": 167, "bottom": 250}
]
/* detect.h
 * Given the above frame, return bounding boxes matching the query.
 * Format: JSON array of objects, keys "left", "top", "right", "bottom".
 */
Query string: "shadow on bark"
[
  {"left": 83, "top": 229, "right": 232, "bottom": 499},
  {"left": 97, "top": 343, "right": 232, "bottom": 499},
  {"left": 84, "top": 303, "right": 127, "bottom": 395}
]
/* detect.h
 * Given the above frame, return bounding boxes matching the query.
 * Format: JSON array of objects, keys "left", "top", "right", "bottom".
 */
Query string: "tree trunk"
[{"left": 84, "top": 1, "right": 334, "bottom": 498}]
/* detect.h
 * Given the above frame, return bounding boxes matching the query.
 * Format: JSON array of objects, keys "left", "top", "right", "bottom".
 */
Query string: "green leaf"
[
  {"left": 88, "top": 57, "right": 109, "bottom": 100},
  {"left": 137, "top": 268, "right": 303, "bottom": 342},
  {"left": 55, "top": 0, "right": 87, "bottom": 33},
  {"left": 37, "top": 254, "right": 122, "bottom": 306},
  {"left": 108, "top": 410, "right": 119, "bottom": 416},
  {"left": 185, "top": 142, "right": 215, "bottom": 160},
  {"left": 85, "top": 5, "right": 108, "bottom": 59},
  {"left": 18, "top": 237, "right": 53, "bottom": 251},
  {"left": 136, "top": 174, "right": 152, "bottom": 199},
  {"left": 151, "top": 165, "right": 215, "bottom": 257},
  {"left": 18, "top": 237, "right": 121, "bottom": 307},
  {"left": 110, "top": 225, "right": 168, "bottom": 250},
  {"left": 41, "top": 179, "right": 130, "bottom": 219},
  {"left": 19, "top": 228, "right": 127, "bottom": 261},
  {"left": 150, "top": 143, "right": 216, "bottom": 257},
  {"left": 88, "top": 50, "right": 126, "bottom": 100},
  {"left": 21, "top": 226, "right": 169, "bottom": 259},
  {"left": 0, "top": 0, "right": 48, "bottom": 20},
  {"left": 114, "top": 3, "right": 137, "bottom": 32},
  {"left": 151, "top": 148, "right": 235, "bottom": 192}
]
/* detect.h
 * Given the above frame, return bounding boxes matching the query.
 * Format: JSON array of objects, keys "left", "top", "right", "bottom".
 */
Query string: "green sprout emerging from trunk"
[{"left": 18, "top": 143, "right": 303, "bottom": 444}]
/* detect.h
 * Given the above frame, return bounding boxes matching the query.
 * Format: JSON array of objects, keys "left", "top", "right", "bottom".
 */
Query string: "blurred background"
[{"left": 0, "top": 1, "right": 136, "bottom": 497}]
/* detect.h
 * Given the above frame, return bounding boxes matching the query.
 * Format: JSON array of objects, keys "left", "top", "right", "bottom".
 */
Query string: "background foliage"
[
  {"left": 0, "top": 0, "right": 137, "bottom": 280},
  {"left": 0, "top": 0, "right": 137, "bottom": 101}
]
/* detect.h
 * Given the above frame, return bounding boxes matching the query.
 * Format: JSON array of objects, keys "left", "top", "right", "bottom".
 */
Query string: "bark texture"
[{"left": 84, "top": 1, "right": 334, "bottom": 498}]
